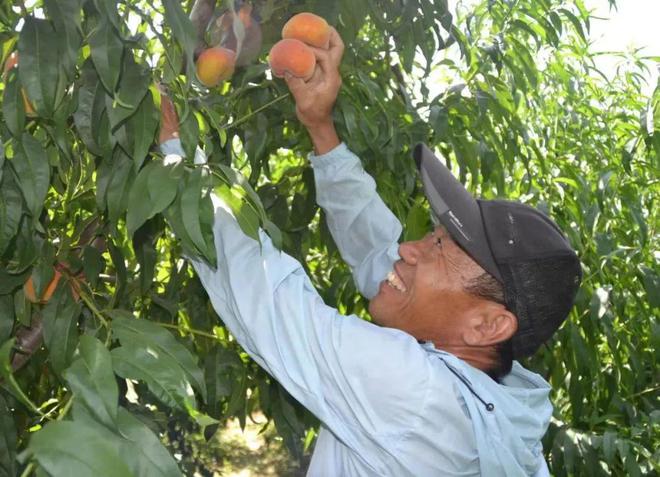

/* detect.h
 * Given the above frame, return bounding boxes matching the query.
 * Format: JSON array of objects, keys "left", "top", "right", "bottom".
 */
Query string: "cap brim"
[{"left": 413, "top": 143, "right": 502, "bottom": 282}]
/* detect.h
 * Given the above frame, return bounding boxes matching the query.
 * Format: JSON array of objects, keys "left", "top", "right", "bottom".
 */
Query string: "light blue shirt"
[{"left": 160, "top": 140, "right": 552, "bottom": 476}]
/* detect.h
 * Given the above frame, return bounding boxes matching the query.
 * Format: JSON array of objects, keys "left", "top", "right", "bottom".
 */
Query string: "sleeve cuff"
[
  {"left": 159, "top": 138, "right": 207, "bottom": 165},
  {"left": 308, "top": 142, "right": 352, "bottom": 169}
]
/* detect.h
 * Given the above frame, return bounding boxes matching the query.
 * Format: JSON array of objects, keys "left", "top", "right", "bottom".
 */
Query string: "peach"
[
  {"left": 196, "top": 47, "right": 236, "bottom": 87},
  {"left": 3, "top": 52, "right": 36, "bottom": 116},
  {"left": 282, "top": 12, "right": 330, "bottom": 49},
  {"left": 268, "top": 39, "right": 316, "bottom": 80}
]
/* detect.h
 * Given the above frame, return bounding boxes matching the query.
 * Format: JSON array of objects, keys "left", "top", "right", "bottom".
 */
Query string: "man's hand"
[
  {"left": 158, "top": 85, "right": 180, "bottom": 145},
  {"left": 284, "top": 28, "right": 344, "bottom": 155}
]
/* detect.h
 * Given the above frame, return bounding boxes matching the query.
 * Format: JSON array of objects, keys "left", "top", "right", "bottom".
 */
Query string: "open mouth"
[{"left": 386, "top": 269, "right": 407, "bottom": 292}]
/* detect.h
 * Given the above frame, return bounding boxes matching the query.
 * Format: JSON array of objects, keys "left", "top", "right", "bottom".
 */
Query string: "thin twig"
[
  {"left": 220, "top": 93, "right": 290, "bottom": 131},
  {"left": 156, "top": 322, "right": 219, "bottom": 340}
]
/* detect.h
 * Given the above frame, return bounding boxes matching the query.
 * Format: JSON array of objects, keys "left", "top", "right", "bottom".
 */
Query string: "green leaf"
[
  {"left": 640, "top": 266, "right": 659, "bottom": 308},
  {"left": 106, "top": 241, "right": 127, "bottom": 305},
  {"left": 27, "top": 420, "right": 135, "bottom": 477},
  {"left": 161, "top": 0, "right": 197, "bottom": 82},
  {"left": 126, "top": 162, "right": 180, "bottom": 237},
  {"left": 115, "top": 408, "right": 182, "bottom": 477},
  {"left": 214, "top": 183, "right": 260, "bottom": 242},
  {"left": 0, "top": 339, "right": 41, "bottom": 414},
  {"left": 403, "top": 202, "right": 430, "bottom": 241},
  {"left": 128, "top": 92, "right": 159, "bottom": 170},
  {"left": 107, "top": 54, "right": 151, "bottom": 131},
  {"left": 105, "top": 150, "right": 134, "bottom": 224},
  {"left": 180, "top": 169, "right": 215, "bottom": 263},
  {"left": 63, "top": 335, "right": 118, "bottom": 429},
  {"left": 11, "top": 134, "right": 51, "bottom": 220},
  {"left": 111, "top": 345, "right": 195, "bottom": 411},
  {"left": 0, "top": 393, "right": 17, "bottom": 477},
  {"left": 163, "top": 189, "right": 199, "bottom": 260},
  {"left": 88, "top": 18, "right": 123, "bottom": 93},
  {"left": 73, "top": 63, "right": 103, "bottom": 155},
  {"left": 111, "top": 315, "right": 206, "bottom": 401},
  {"left": 2, "top": 70, "right": 25, "bottom": 137},
  {"left": 17, "top": 17, "right": 61, "bottom": 117},
  {"left": 82, "top": 245, "right": 105, "bottom": 288},
  {"left": 43, "top": 0, "right": 82, "bottom": 79},
  {"left": 93, "top": 0, "right": 121, "bottom": 31},
  {"left": 0, "top": 295, "right": 13, "bottom": 343},
  {"left": 0, "top": 169, "right": 23, "bottom": 257},
  {"left": 179, "top": 107, "right": 200, "bottom": 162},
  {"left": 41, "top": 286, "right": 81, "bottom": 374}
]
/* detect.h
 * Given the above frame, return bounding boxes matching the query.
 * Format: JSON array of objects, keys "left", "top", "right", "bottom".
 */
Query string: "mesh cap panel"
[{"left": 500, "top": 255, "right": 582, "bottom": 358}]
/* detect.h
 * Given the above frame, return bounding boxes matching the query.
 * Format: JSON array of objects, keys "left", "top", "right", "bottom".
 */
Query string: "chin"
[{"left": 368, "top": 295, "right": 390, "bottom": 327}]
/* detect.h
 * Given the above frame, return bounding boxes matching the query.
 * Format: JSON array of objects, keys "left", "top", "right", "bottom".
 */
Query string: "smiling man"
[
  {"left": 284, "top": 27, "right": 582, "bottom": 474},
  {"left": 160, "top": 28, "right": 581, "bottom": 477}
]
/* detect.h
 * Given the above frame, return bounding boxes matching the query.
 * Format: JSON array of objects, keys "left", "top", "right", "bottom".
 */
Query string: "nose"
[{"left": 398, "top": 235, "right": 434, "bottom": 265}]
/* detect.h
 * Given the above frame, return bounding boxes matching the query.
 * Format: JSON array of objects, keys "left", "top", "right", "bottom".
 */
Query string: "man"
[{"left": 160, "top": 28, "right": 581, "bottom": 477}]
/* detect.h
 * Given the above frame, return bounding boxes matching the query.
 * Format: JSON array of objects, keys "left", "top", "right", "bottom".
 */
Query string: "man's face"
[{"left": 368, "top": 226, "right": 490, "bottom": 345}]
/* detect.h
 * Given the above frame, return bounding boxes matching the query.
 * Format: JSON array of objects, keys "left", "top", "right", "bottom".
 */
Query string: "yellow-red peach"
[
  {"left": 268, "top": 39, "right": 316, "bottom": 80},
  {"left": 196, "top": 47, "right": 236, "bottom": 87},
  {"left": 282, "top": 12, "right": 330, "bottom": 49}
]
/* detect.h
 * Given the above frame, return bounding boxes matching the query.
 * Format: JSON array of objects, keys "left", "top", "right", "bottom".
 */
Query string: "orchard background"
[{"left": 0, "top": 0, "right": 657, "bottom": 475}]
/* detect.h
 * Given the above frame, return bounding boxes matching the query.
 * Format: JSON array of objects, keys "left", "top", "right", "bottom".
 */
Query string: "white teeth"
[{"left": 386, "top": 270, "right": 407, "bottom": 292}]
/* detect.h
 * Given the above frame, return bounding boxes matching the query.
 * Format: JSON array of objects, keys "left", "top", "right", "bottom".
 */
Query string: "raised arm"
[
  {"left": 284, "top": 29, "right": 402, "bottom": 299},
  {"left": 157, "top": 94, "right": 430, "bottom": 464}
]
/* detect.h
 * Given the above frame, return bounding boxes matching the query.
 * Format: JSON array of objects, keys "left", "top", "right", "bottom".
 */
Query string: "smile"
[{"left": 386, "top": 270, "right": 407, "bottom": 292}]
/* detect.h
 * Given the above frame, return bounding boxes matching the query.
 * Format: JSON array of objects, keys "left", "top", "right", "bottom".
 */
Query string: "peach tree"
[{"left": 0, "top": 0, "right": 657, "bottom": 475}]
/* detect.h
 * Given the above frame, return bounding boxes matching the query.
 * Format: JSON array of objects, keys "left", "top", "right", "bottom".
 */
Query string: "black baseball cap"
[{"left": 413, "top": 143, "right": 582, "bottom": 359}]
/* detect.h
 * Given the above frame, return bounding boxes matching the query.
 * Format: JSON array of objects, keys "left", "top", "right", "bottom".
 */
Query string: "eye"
[{"left": 435, "top": 236, "right": 443, "bottom": 247}]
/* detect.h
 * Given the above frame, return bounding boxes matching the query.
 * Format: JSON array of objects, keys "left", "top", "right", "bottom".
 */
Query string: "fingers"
[
  {"left": 284, "top": 72, "right": 306, "bottom": 94},
  {"left": 327, "top": 28, "right": 345, "bottom": 64}
]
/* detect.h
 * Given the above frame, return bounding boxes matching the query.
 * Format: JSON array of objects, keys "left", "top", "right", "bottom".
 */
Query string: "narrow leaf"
[
  {"left": 41, "top": 286, "right": 81, "bottom": 374},
  {"left": 17, "top": 17, "right": 61, "bottom": 116},
  {"left": 63, "top": 335, "right": 118, "bottom": 429},
  {"left": 128, "top": 91, "right": 159, "bottom": 170},
  {"left": 2, "top": 71, "right": 25, "bottom": 137},
  {"left": 88, "top": 18, "right": 123, "bottom": 93},
  {"left": 161, "top": 0, "right": 197, "bottom": 81},
  {"left": 0, "top": 170, "right": 23, "bottom": 256},
  {"left": 11, "top": 134, "right": 51, "bottom": 220},
  {"left": 0, "top": 394, "right": 17, "bottom": 477},
  {"left": 126, "top": 162, "right": 180, "bottom": 237}
]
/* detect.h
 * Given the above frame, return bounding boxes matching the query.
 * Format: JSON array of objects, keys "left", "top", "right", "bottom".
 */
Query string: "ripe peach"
[
  {"left": 24, "top": 270, "right": 62, "bottom": 304},
  {"left": 3, "top": 52, "right": 36, "bottom": 116},
  {"left": 196, "top": 47, "right": 236, "bottom": 87},
  {"left": 268, "top": 39, "right": 315, "bottom": 80},
  {"left": 282, "top": 12, "right": 330, "bottom": 49}
]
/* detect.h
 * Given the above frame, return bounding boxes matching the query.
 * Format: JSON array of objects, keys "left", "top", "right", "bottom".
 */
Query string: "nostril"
[{"left": 398, "top": 242, "right": 419, "bottom": 264}]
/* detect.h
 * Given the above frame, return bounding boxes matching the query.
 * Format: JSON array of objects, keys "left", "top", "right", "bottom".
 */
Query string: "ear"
[{"left": 462, "top": 306, "right": 518, "bottom": 347}]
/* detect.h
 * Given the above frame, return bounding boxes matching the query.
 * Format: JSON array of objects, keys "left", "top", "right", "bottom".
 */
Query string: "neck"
[{"left": 433, "top": 342, "right": 499, "bottom": 374}]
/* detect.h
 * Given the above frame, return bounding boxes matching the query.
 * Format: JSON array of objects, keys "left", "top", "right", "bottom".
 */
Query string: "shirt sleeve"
[
  {"left": 309, "top": 143, "right": 402, "bottom": 299},
  {"left": 159, "top": 140, "right": 431, "bottom": 455}
]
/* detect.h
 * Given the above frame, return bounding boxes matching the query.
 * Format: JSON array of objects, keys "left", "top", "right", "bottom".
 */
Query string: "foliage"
[{"left": 0, "top": 0, "right": 657, "bottom": 475}]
